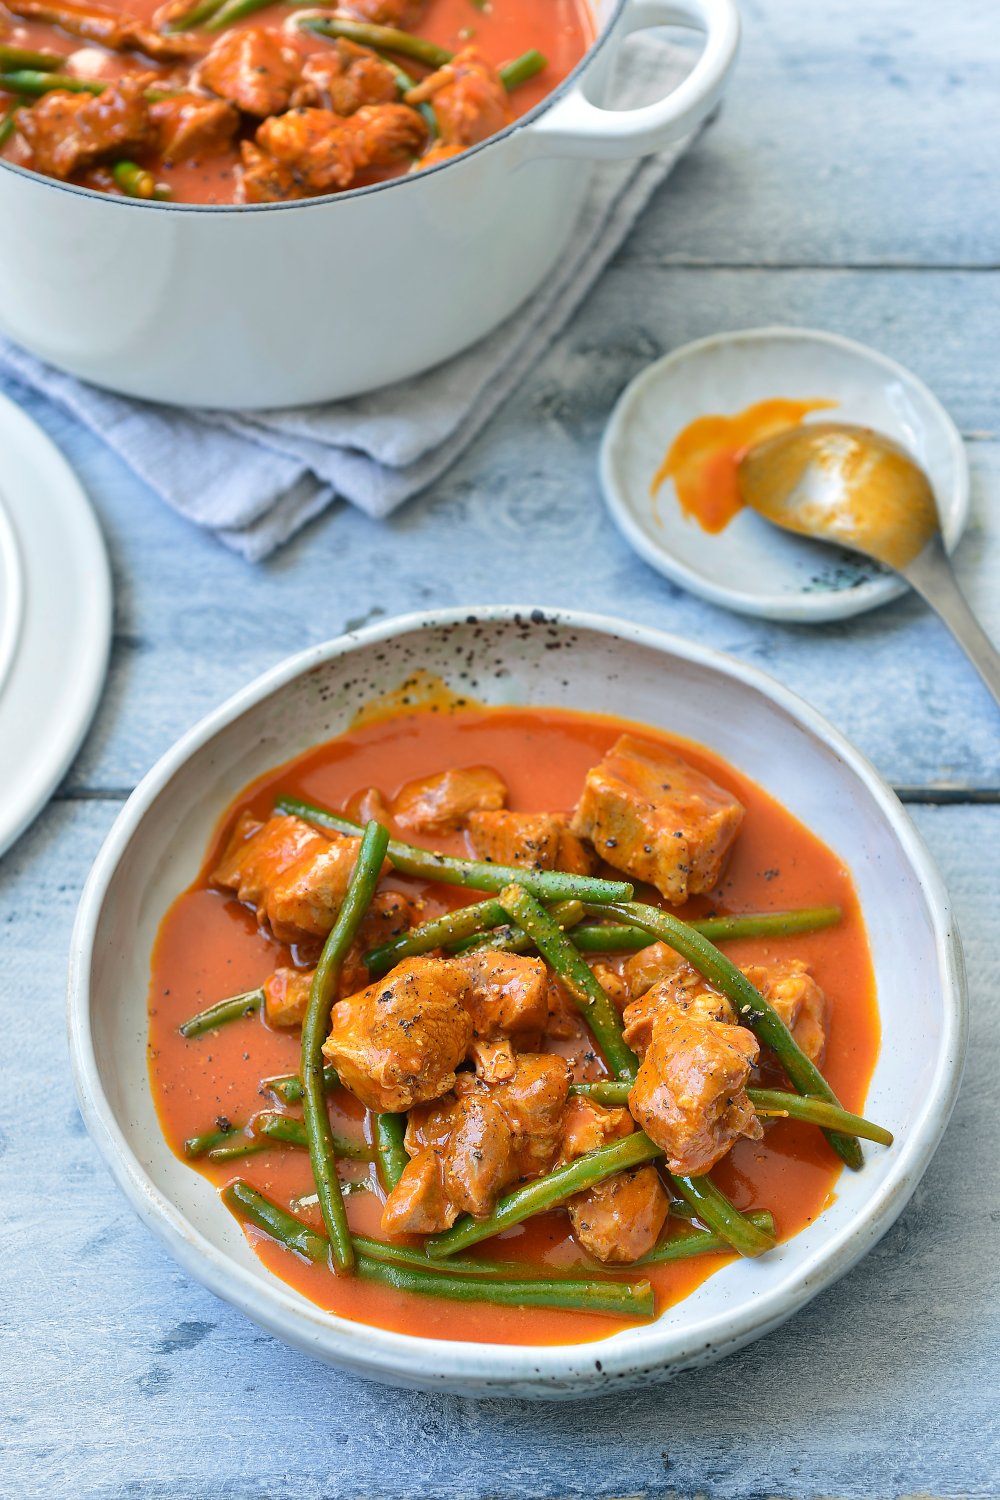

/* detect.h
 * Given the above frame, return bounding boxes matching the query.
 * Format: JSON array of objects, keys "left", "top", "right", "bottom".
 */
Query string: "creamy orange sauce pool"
[
  {"left": 651, "top": 398, "right": 838, "bottom": 533},
  {"left": 148, "top": 704, "right": 880, "bottom": 1346}
]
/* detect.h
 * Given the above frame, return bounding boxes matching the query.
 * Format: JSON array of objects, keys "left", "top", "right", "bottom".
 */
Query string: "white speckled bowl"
[
  {"left": 599, "top": 327, "right": 970, "bottom": 621},
  {"left": 67, "top": 608, "right": 967, "bottom": 1398}
]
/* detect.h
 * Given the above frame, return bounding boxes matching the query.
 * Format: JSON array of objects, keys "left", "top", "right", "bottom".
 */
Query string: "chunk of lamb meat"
[
  {"left": 260, "top": 892, "right": 418, "bottom": 1027},
  {"left": 381, "top": 1052, "right": 570, "bottom": 1234},
  {"left": 197, "top": 28, "right": 300, "bottom": 117},
  {"left": 291, "top": 40, "right": 398, "bottom": 114},
  {"left": 465, "top": 810, "right": 594, "bottom": 875},
  {"left": 622, "top": 950, "right": 735, "bottom": 1057},
  {"left": 447, "top": 949, "right": 548, "bottom": 1082},
  {"left": 243, "top": 103, "right": 426, "bottom": 202},
  {"left": 17, "top": 76, "right": 151, "bottom": 179},
  {"left": 405, "top": 47, "right": 509, "bottom": 147},
  {"left": 262, "top": 966, "right": 312, "bottom": 1028},
  {"left": 151, "top": 94, "right": 239, "bottom": 162},
  {"left": 742, "top": 957, "right": 828, "bottom": 1065},
  {"left": 212, "top": 810, "right": 373, "bottom": 944},
  {"left": 391, "top": 764, "right": 506, "bottom": 834},
  {"left": 4, "top": 0, "right": 206, "bottom": 59},
  {"left": 571, "top": 735, "right": 745, "bottom": 904},
  {"left": 569, "top": 1167, "right": 670, "bottom": 1265},
  {"left": 323, "top": 956, "right": 472, "bottom": 1112},
  {"left": 341, "top": 0, "right": 424, "bottom": 26},
  {"left": 628, "top": 1001, "right": 762, "bottom": 1176},
  {"left": 558, "top": 1096, "right": 668, "bottom": 1263}
]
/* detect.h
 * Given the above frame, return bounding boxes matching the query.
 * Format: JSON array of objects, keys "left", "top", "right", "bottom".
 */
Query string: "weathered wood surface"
[
  {"left": 2, "top": 0, "right": 999, "bottom": 1493},
  {"left": 2, "top": 802, "right": 997, "bottom": 1499}
]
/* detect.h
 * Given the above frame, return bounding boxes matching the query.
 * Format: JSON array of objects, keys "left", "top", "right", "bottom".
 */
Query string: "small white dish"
[
  {"left": 68, "top": 608, "right": 967, "bottom": 1398},
  {"left": 599, "top": 326, "right": 969, "bottom": 621},
  {"left": 0, "top": 392, "right": 112, "bottom": 857}
]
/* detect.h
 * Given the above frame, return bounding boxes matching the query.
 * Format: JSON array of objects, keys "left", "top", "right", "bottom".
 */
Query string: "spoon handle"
[{"left": 901, "top": 534, "right": 1000, "bottom": 709}]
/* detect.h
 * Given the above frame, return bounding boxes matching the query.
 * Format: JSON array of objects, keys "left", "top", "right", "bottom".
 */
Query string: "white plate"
[
  {"left": 599, "top": 326, "right": 970, "bottom": 621},
  {"left": 67, "top": 608, "right": 967, "bottom": 1398},
  {"left": 0, "top": 392, "right": 112, "bottom": 856}
]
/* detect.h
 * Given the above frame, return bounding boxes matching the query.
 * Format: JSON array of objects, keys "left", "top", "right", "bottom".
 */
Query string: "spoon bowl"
[{"left": 738, "top": 422, "right": 940, "bottom": 570}]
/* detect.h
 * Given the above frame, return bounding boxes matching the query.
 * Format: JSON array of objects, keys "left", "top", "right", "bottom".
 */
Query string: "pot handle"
[{"left": 517, "top": 0, "right": 740, "bottom": 160}]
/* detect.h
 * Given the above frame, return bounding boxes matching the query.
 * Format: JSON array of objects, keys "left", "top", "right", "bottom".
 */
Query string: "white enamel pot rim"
[
  {"left": 0, "top": 0, "right": 740, "bottom": 212},
  {"left": 67, "top": 606, "right": 967, "bottom": 1397}
]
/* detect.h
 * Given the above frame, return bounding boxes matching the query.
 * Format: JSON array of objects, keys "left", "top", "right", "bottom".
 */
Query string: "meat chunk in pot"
[
  {"left": 405, "top": 47, "right": 509, "bottom": 147},
  {"left": 212, "top": 812, "right": 326, "bottom": 908},
  {"left": 391, "top": 764, "right": 506, "bottom": 834},
  {"left": 628, "top": 1001, "right": 762, "bottom": 1177},
  {"left": 568, "top": 1166, "right": 670, "bottom": 1265},
  {"left": 339, "top": 889, "right": 418, "bottom": 998},
  {"left": 341, "top": 0, "right": 424, "bottom": 27},
  {"left": 197, "top": 28, "right": 300, "bottom": 117},
  {"left": 622, "top": 952, "right": 735, "bottom": 1058},
  {"left": 151, "top": 94, "right": 239, "bottom": 162},
  {"left": 558, "top": 1094, "right": 633, "bottom": 1165},
  {"left": 291, "top": 40, "right": 398, "bottom": 114},
  {"left": 17, "top": 76, "right": 151, "bottom": 179},
  {"left": 412, "top": 140, "right": 464, "bottom": 171},
  {"left": 465, "top": 810, "right": 595, "bottom": 875},
  {"left": 448, "top": 948, "right": 548, "bottom": 1082},
  {"left": 262, "top": 966, "right": 312, "bottom": 1028},
  {"left": 323, "top": 956, "right": 472, "bottom": 1113},
  {"left": 571, "top": 735, "right": 745, "bottom": 904},
  {"left": 260, "top": 833, "right": 367, "bottom": 943},
  {"left": 381, "top": 1052, "right": 570, "bottom": 1234},
  {"left": 4, "top": 0, "right": 206, "bottom": 59},
  {"left": 742, "top": 957, "right": 828, "bottom": 1065}
]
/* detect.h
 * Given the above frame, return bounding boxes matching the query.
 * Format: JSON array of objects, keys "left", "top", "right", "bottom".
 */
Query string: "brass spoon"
[{"left": 738, "top": 421, "right": 1000, "bottom": 707}]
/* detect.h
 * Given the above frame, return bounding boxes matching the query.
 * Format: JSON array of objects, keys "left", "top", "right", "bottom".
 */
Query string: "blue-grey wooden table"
[{"left": 3, "top": 2, "right": 999, "bottom": 1495}]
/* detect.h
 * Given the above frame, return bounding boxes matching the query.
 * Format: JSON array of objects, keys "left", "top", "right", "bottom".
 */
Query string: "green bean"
[
  {"left": 498, "top": 48, "right": 547, "bottom": 90},
  {"left": 749, "top": 1089, "right": 893, "bottom": 1146},
  {"left": 0, "top": 109, "right": 14, "bottom": 148},
  {"left": 452, "top": 899, "right": 585, "bottom": 957},
  {"left": 163, "top": 0, "right": 226, "bottom": 27},
  {"left": 301, "top": 819, "right": 389, "bottom": 1274},
  {"left": 570, "top": 1080, "right": 631, "bottom": 1106},
  {"left": 364, "top": 896, "right": 582, "bottom": 975},
  {"left": 178, "top": 986, "right": 263, "bottom": 1039},
  {"left": 112, "top": 160, "right": 169, "bottom": 200},
  {"left": 184, "top": 1122, "right": 243, "bottom": 1158},
  {"left": 640, "top": 1211, "right": 776, "bottom": 1263},
  {"left": 275, "top": 795, "right": 633, "bottom": 904},
  {"left": 373, "top": 1113, "right": 409, "bottom": 1190},
  {"left": 381, "top": 56, "right": 437, "bottom": 136},
  {"left": 497, "top": 883, "right": 638, "bottom": 1079},
  {"left": 204, "top": 0, "right": 272, "bottom": 29},
  {"left": 264, "top": 1064, "right": 338, "bottom": 1105},
  {"left": 572, "top": 904, "right": 844, "bottom": 952},
  {"left": 0, "top": 69, "right": 105, "bottom": 96},
  {"left": 670, "top": 1174, "right": 776, "bottom": 1256},
  {"left": 225, "top": 1182, "right": 654, "bottom": 1317},
  {"left": 255, "top": 1110, "right": 375, "bottom": 1159},
  {"left": 425, "top": 1131, "right": 662, "bottom": 1258},
  {"left": 0, "top": 44, "right": 65, "bottom": 70},
  {"left": 353, "top": 1236, "right": 590, "bottom": 1281},
  {"left": 206, "top": 1137, "right": 267, "bottom": 1161},
  {"left": 297, "top": 14, "right": 453, "bottom": 68},
  {"left": 602, "top": 900, "right": 864, "bottom": 1170}
]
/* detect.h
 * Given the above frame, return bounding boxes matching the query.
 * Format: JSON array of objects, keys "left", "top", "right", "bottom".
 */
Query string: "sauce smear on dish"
[
  {"left": 148, "top": 703, "right": 880, "bottom": 1347},
  {"left": 651, "top": 398, "right": 837, "bottom": 533}
]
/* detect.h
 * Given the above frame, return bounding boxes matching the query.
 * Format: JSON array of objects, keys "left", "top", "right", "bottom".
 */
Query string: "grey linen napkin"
[{"left": 0, "top": 40, "right": 698, "bottom": 560}]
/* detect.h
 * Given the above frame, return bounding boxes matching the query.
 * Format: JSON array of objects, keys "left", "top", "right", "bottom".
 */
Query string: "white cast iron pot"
[{"left": 0, "top": 0, "right": 739, "bottom": 408}]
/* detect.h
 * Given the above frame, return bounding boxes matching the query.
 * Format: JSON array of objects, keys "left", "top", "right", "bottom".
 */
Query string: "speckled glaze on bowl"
[{"left": 67, "top": 608, "right": 967, "bottom": 1398}]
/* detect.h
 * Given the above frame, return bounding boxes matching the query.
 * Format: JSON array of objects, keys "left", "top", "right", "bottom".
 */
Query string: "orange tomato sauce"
[
  {"left": 1, "top": 0, "right": 594, "bottom": 204},
  {"left": 651, "top": 398, "right": 838, "bottom": 533},
  {"left": 148, "top": 703, "right": 880, "bottom": 1346}
]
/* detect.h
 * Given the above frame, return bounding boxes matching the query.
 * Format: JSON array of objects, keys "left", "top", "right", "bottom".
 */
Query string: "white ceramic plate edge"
[
  {"left": 66, "top": 606, "right": 968, "bottom": 1397},
  {"left": 0, "top": 392, "right": 112, "bottom": 856},
  {"left": 599, "top": 326, "right": 970, "bottom": 622}
]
